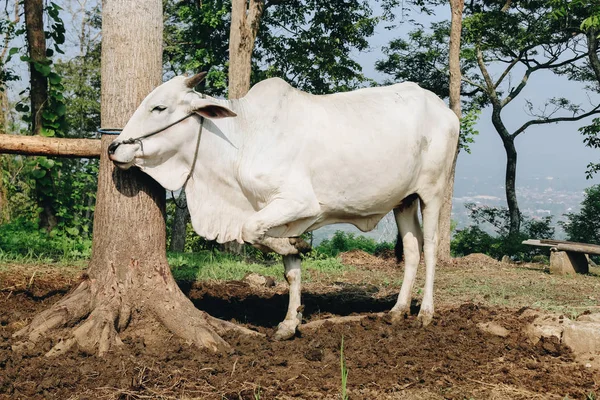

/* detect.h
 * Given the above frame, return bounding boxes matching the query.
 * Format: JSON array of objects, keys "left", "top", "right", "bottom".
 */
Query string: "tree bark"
[
  {"left": 228, "top": 0, "right": 264, "bottom": 99},
  {"left": 0, "top": 135, "right": 101, "bottom": 157},
  {"left": 23, "top": 0, "right": 47, "bottom": 137},
  {"left": 170, "top": 191, "right": 191, "bottom": 252},
  {"left": 13, "top": 0, "right": 256, "bottom": 357},
  {"left": 437, "top": 0, "right": 464, "bottom": 263},
  {"left": 490, "top": 107, "right": 521, "bottom": 236},
  {"left": 502, "top": 135, "right": 520, "bottom": 237},
  {"left": 225, "top": 0, "right": 265, "bottom": 255},
  {"left": 24, "top": 0, "right": 57, "bottom": 231}
]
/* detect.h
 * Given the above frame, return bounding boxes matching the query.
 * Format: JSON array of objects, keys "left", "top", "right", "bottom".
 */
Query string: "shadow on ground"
[{"left": 178, "top": 281, "right": 411, "bottom": 327}]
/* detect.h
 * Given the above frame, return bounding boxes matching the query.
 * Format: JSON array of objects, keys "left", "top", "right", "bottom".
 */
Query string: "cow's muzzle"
[{"left": 107, "top": 141, "right": 120, "bottom": 156}]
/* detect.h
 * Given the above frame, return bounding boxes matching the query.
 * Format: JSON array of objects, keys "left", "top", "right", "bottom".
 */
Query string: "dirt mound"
[
  {"left": 340, "top": 250, "right": 387, "bottom": 267},
  {"left": 456, "top": 253, "right": 502, "bottom": 267},
  {"left": 1, "top": 275, "right": 598, "bottom": 399}
]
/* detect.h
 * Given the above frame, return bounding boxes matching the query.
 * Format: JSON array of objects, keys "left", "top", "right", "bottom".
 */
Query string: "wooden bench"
[{"left": 522, "top": 239, "right": 600, "bottom": 275}]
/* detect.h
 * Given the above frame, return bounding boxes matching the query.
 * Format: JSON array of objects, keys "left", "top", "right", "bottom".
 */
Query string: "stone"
[
  {"left": 477, "top": 322, "right": 510, "bottom": 337},
  {"left": 577, "top": 313, "right": 600, "bottom": 323},
  {"left": 549, "top": 251, "right": 589, "bottom": 275},
  {"left": 243, "top": 273, "right": 275, "bottom": 287},
  {"left": 524, "top": 314, "right": 571, "bottom": 345},
  {"left": 562, "top": 322, "right": 600, "bottom": 355}
]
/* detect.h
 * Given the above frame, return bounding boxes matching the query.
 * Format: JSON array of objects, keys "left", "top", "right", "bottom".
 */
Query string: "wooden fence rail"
[{"left": 0, "top": 134, "right": 101, "bottom": 158}]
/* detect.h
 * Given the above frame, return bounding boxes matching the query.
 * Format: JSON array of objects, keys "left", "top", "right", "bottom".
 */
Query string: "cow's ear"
[{"left": 190, "top": 98, "right": 237, "bottom": 119}]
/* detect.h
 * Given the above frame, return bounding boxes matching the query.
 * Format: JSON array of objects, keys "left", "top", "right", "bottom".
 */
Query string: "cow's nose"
[{"left": 107, "top": 141, "right": 120, "bottom": 156}]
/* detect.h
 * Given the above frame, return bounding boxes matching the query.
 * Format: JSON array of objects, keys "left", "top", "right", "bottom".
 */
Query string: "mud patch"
[{"left": 1, "top": 277, "right": 598, "bottom": 399}]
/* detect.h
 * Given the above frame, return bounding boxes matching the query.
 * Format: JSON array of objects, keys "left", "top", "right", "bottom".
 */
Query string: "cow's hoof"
[
  {"left": 417, "top": 310, "right": 434, "bottom": 327},
  {"left": 273, "top": 320, "right": 299, "bottom": 341},
  {"left": 389, "top": 309, "right": 408, "bottom": 324}
]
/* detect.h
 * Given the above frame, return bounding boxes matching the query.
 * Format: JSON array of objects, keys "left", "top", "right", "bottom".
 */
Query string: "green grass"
[
  {"left": 167, "top": 251, "right": 351, "bottom": 282},
  {"left": 0, "top": 249, "right": 351, "bottom": 284},
  {"left": 0, "top": 249, "right": 89, "bottom": 268},
  {"left": 440, "top": 267, "right": 600, "bottom": 318},
  {"left": 340, "top": 335, "right": 349, "bottom": 400},
  {"left": 168, "top": 251, "right": 281, "bottom": 282}
]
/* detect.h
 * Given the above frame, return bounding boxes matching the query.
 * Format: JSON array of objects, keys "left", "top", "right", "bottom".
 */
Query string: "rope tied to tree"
[{"left": 98, "top": 93, "right": 207, "bottom": 210}]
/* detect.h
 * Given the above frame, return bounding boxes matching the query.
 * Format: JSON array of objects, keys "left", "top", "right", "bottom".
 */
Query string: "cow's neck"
[{"left": 184, "top": 97, "right": 254, "bottom": 244}]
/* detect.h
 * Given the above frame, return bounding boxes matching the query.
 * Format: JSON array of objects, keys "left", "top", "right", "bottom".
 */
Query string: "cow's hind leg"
[
  {"left": 390, "top": 195, "right": 423, "bottom": 322},
  {"left": 417, "top": 196, "right": 442, "bottom": 326},
  {"left": 274, "top": 254, "right": 303, "bottom": 340}
]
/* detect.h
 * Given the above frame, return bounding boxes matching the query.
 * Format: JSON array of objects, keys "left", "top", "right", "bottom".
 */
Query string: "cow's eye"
[{"left": 152, "top": 105, "right": 167, "bottom": 113}]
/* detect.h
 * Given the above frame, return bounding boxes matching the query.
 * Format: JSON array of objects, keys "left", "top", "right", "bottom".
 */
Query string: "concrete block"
[
  {"left": 549, "top": 251, "right": 589, "bottom": 275},
  {"left": 562, "top": 322, "right": 600, "bottom": 355}
]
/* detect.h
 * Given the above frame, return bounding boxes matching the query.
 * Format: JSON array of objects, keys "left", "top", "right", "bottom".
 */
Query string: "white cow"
[{"left": 108, "top": 72, "right": 460, "bottom": 339}]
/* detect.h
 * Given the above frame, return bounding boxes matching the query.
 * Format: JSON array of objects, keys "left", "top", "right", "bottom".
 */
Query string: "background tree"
[
  {"left": 550, "top": 0, "right": 600, "bottom": 179},
  {"left": 0, "top": 0, "right": 20, "bottom": 223},
  {"left": 377, "top": 0, "right": 600, "bottom": 238},
  {"left": 23, "top": 0, "right": 47, "bottom": 137},
  {"left": 228, "top": 0, "right": 264, "bottom": 98},
  {"left": 438, "top": 0, "right": 464, "bottom": 263},
  {"left": 562, "top": 184, "right": 600, "bottom": 247}
]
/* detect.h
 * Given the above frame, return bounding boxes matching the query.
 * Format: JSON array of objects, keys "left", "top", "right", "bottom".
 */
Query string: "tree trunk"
[
  {"left": 13, "top": 0, "right": 255, "bottom": 357},
  {"left": 24, "top": 0, "right": 57, "bottom": 231},
  {"left": 170, "top": 191, "right": 191, "bottom": 252},
  {"left": 228, "top": 0, "right": 264, "bottom": 99},
  {"left": 437, "top": 0, "right": 464, "bottom": 263},
  {"left": 0, "top": 155, "right": 7, "bottom": 223},
  {"left": 502, "top": 135, "right": 520, "bottom": 236},
  {"left": 225, "top": 0, "right": 264, "bottom": 255},
  {"left": 23, "top": 0, "right": 47, "bottom": 137},
  {"left": 0, "top": 90, "right": 7, "bottom": 223}
]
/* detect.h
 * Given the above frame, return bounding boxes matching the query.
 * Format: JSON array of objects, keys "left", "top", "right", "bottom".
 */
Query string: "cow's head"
[{"left": 108, "top": 72, "right": 236, "bottom": 190}]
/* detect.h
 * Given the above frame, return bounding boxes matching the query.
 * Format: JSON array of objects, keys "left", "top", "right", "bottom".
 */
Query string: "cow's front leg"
[
  {"left": 241, "top": 196, "right": 320, "bottom": 246},
  {"left": 273, "top": 254, "right": 302, "bottom": 340}
]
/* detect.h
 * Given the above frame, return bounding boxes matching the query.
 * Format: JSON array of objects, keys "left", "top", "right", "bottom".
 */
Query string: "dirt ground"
[{"left": 1, "top": 255, "right": 599, "bottom": 399}]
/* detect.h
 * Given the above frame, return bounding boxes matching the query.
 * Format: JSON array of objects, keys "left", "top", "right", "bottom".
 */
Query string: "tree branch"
[
  {"left": 501, "top": 52, "right": 589, "bottom": 108},
  {"left": 461, "top": 75, "right": 487, "bottom": 92},
  {"left": 494, "top": 54, "right": 523, "bottom": 90},
  {"left": 476, "top": 45, "right": 500, "bottom": 106},
  {"left": 587, "top": 29, "right": 600, "bottom": 86},
  {"left": 512, "top": 104, "right": 600, "bottom": 138},
  {"left": 264, "top": 0, "right": 284, "bottom": 9},
  {"left": 501, "top": 68, "right": 532, "bottom": 107}
]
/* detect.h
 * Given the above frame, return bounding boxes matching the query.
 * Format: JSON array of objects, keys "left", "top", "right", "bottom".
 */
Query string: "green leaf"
[
  {"left": 48, "top": 72, "right": 61, "bottom": 85},
  {"left": 15, "top": 103, "right": 30, "bottom": 113},
  {"left": 66, "top": 227, "right": 79, "bottom": 236},
  {"left": 40, "top": 128, "right": 56, "bottom": 137},
  {"left": 55, "top": 103, "right": 66, "bottom": 116},
  {"left": 54, "top": 44, "right": 65, "bottom": 54},
  {"left": 40, "top": 159, "right": 56, "bottom": 169},
  {"left": 31, "top": 169, "right": 46, "bottom": 179},
  {"left": 46, "top": 48, "right": 54, "bottom": 57},
  {"left": 33, "top": 63, "right": 52, "bottom": 76}
]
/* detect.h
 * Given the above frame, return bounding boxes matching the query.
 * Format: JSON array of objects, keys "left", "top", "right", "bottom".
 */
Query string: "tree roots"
[{"left": 12, "top": 275, "right": 262, "bottom": 357}]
